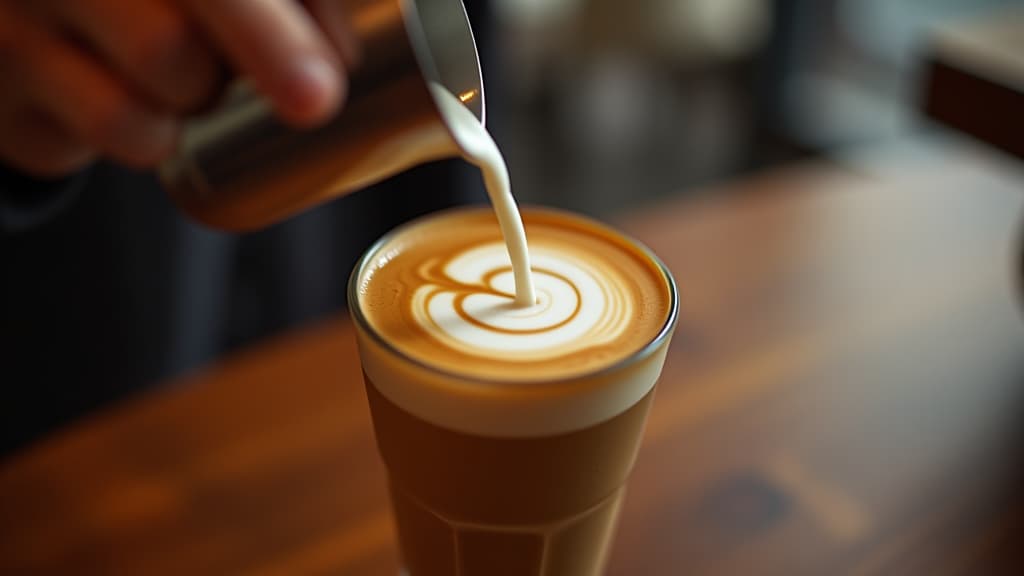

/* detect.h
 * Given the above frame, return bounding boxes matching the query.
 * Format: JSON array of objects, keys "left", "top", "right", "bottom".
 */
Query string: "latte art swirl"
[
  {"left": 357, "top": 208, "right": 671, "bottom": 383},
  {"left": 411, "top": 243, "right": 631, "bottom": 359}
]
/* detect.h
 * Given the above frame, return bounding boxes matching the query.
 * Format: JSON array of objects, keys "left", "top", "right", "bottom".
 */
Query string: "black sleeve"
[{"left": 0, "top": 163, "right": 91, "bottom": 234}]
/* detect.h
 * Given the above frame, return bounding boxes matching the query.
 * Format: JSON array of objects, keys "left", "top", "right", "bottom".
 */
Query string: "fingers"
[
  {"left": 49, "top": 0, "right": 220, "bottom": 113},
  {"left": 184, "top": 0, "right": 347, "bottom": 127},
  {"left": 0, "top": 0, "right": 360, "bottom": 177},
  {"left": 304, "top": 0, "right": 362, "bottom": 70},
  {"left": 1, "top": 5, "right": 179, "bottom": 168}
]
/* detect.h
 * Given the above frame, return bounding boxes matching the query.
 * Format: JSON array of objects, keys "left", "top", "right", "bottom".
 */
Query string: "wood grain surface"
[{"left": 2, "top": 147, "right": 1023, "bottom": 575}]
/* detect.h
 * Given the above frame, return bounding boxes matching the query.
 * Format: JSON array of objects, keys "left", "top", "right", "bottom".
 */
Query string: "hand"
[{"left": 0, "top": 0, "right": 360, "bottom": 177}]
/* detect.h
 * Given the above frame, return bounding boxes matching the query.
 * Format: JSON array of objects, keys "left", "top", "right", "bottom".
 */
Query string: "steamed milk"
[
  {"left": 355, "top": 85, "right": 673, "bottom": 437},
  {"left": 351, "top": 84, "right": 676, "bottom": 576},
  {"left": 428, "top": 83, "right": 537, "bottom": 308},
  {"left": 355, "top": 209, "right": 672, "bottom": 436}
]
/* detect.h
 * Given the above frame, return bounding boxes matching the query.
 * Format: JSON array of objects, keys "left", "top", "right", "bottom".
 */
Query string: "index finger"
[{"left": 184, "top": 0, "right": 346, "bottom": 127}]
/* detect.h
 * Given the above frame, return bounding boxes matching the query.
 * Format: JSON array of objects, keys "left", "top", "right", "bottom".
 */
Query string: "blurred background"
[{"left": 483, "top": 0, "right": 1019, "bottom": 215}]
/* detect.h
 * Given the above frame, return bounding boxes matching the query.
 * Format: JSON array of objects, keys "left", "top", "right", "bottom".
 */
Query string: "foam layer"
[{"left": 352, "top": 208, "right": 676, "bottom": 436}]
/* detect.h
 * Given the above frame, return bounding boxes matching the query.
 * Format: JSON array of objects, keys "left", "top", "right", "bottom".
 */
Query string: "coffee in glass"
[{"left": 350, "top": 207, "right": 677, "bottom": 576}]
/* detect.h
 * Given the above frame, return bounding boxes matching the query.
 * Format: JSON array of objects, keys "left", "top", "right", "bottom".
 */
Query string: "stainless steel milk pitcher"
[{"left": 160, "top": 0, "right": 483, "bottom": 230}]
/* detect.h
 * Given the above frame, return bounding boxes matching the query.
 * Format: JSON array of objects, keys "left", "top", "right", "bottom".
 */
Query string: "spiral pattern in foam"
[
  {"left": 356, "top": 208, "right": 672, "bottom": 385},
  {"left": 353, "top": 208, "right": 676, "bottom": 435},
  {"left": 411, "top": 242, "right": 631, "bottom": 360}
]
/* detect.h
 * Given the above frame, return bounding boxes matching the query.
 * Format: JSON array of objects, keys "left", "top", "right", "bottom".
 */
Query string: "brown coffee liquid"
[
  {"left": 351, "top": 207, "right": 676, "bottom": 575},
  {"left": 365, "top": 375, "right": 656, "bottom": 576}
]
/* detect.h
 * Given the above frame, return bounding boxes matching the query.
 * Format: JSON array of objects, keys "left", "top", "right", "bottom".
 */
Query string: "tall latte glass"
[{"left": 349, "top": 207, "right": 678, "bottom": 576}]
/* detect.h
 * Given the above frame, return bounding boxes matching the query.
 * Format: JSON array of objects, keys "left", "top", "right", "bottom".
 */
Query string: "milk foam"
[
  {"left": 351, "top": 85, "right": 676, "bottom": 437},
  {"left": 353, "top": 209, "right": 676, "bottom": 436},
  {"left": 411, "top": 242, "right": 629, "bottom": 358}
]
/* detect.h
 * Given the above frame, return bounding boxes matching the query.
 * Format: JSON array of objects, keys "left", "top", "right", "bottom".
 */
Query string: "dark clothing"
[{"left": 1, "top": 159, "right": 483, "bottom": 457}]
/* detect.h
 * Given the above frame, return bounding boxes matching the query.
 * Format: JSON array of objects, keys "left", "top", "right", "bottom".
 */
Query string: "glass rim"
[{"left": 347, "top": 205, "right": 680, "bottom": 387}]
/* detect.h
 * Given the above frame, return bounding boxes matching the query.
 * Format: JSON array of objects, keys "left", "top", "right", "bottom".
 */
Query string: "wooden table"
[{"left": 2, "top": 147, "right": 1024, "bottom": 575}]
